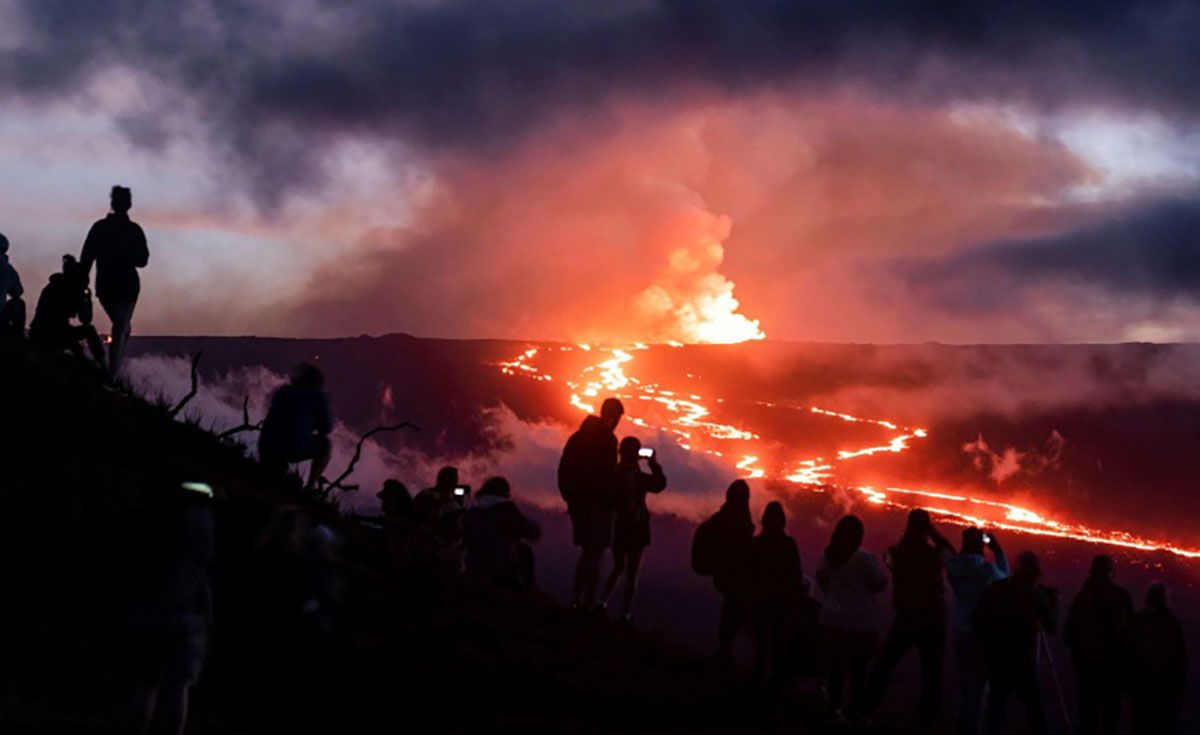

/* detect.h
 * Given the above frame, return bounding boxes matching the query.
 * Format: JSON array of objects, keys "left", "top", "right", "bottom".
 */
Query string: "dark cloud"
[
  {"left": 903, "top": 198, "right": 1200, "bottom": 311},
  {"left": 3, "top": 0, "right": 1199, "bottom": 204}
]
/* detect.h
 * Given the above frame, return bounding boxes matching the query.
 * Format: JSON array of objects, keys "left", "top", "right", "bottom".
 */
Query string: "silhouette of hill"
[{"left": 0, "top": 339, "right": 795, "bottom": 734}]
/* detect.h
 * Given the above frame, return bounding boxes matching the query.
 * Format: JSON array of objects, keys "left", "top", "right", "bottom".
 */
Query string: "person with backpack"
[
  {"left": 816, "top": 515, "right": 888, "bottom": 725},
  {"left": 1064, "top": 555, "right": 1136, "bottom": 735},
  {"left": 0, "top": 233, "right": 26, "bottom": 339},
  {"left": 947, "top": 527, "right": 1009, "bottom": 735},
  {"left": 693, "top": 480, "right": 755, "bottom": 665},
  {"left": 463, "top": 476, "right": 541, "bottom": 589},
  {"left": 1127, "top": 582, "right": 1186, "bottom": 735},
  {"left": 29, "top": 254, "right": 106, "bottom": 369},
  {"left": 558, "top": 397, "right": 623, "bottom": 611},
  {"left": 79, "top": 184, "right": 148, "bottom": 378},
  {"left": 258, "top": 363, "right": 333, "bottom": 492},
  {"left": 748, "top": 501, "right": 805, "bottom": 689},
  {"left": 599, "top": 437, "right": 666, "bottom": 623},
  {"left": 864, "top": 508, "right": 955, "bottom": 728}
]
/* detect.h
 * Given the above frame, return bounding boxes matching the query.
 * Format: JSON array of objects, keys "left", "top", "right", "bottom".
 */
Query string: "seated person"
[
  {"left": 258, "top": 363, "right": 332, "bottom": 490},
  {"left": 29, "top": 254, "right": 105, "bottom": 369}
]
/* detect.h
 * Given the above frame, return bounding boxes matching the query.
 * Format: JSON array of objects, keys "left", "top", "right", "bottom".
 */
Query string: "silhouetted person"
[
  {"left": 865, "top": 509, "right": 955, "bottom": 728},
  {"left": 694, "top": 480, "right": 755, "bottom": 664},
  {"left": 127, "top": 481, "right": 214, "bottom": 735},
  {"left": 976, "top": 551, "right": 1058, "bottom": 735},
  {"left": 413, "top": 466, "right": 468, "bottom": 574},
  {"left": 29, "top": 254, "right": 106, "bottom": 369},
  {"left": 558, "top": 397, "right": 623, "bottom": 610},
  {"left": 377, "top": 479, "right": 415, "bottom": 569},
  {"left": 947, "top": 527, "right": 1009, "bottom": 735},
  {"left": 0, "top": 233, "right": 26, "bottom": 339},
  {"left": 599, "top": 437, "right": 667, "bottom": 623},
  {"left": 463, "top": 476, "right": 541, "bottom": 589},
  {"left": 1128, "top": 583, "right": 1186, "bottom": 735},
  {"left": 748, "top": 501, "right": 804, "bottom": 689},
  {"left": 80, "top": 185, "right": 148, "bottom": 378},
  {"left": 817, "top": 515, "right": 888, "bottom": 725},
  {"left": 258, "top": 363, "right": 332, "bottom": 491},
  {"left": 1065, "top": 554, "right": 1135, "bottom": 735}
]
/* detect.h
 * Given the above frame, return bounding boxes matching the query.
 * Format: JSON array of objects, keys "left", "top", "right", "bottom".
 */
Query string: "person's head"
[
  {"left": 960, "top": 527, "right": 986, "bottom": 555},
  {"left": 479, "top": 476, "right": 511, "bottom": 499},
  {"left": 761, "top": 501, "right": 786, "bottom": 533},
  {"left": 1089, "top": 554, "right": 1115, "bottom": 582},
  {"left": 1014, "top": 550, "right": 1042, "bottom": 582},
  {"left": 1145, "top": 582, "right": 1169, "bottom": 611},
  {"left": 110, "top": 185, "right": 132, "bottom": 214},
  {"left": 725, "top": 479, "right": 750, "bottom": 508},
  {"left": 619, "top": 435, "right": 641, "bottom": 463},
  {"left": 903, "top": 508, "right": 933, "bottom": 541},
  {"left": 827, "top": 515, "right": 865, "bottom": 566},
  {"left": 600, "top": 397, "right": 624, "bottom": 430},
  {"left": 377, "top": 479, "right": 410, "bottom": 510},
  {"left": 290, "top": 362, "right": 324, "bottom": 389},
  {"left": 60, "top": 254, "right": 85, "bottom": 285},
  {"left": 436, "top": 466, "right": 458, "bottom": 490},
  {"left": 0, "top": 233, "right": 8, "bottom": 254}
]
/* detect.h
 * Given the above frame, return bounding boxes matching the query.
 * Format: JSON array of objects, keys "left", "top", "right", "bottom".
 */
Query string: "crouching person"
[
  {"left": 463, "top": 477, "right": 541, "bottom": 590},
  {"left": 127, "top": 480, "right": 215, "bottom": 735}
]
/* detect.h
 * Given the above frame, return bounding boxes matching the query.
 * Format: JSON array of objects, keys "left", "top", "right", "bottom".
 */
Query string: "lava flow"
[{"left": 497, "top": 344, "right": 1200, "bottom": 560}]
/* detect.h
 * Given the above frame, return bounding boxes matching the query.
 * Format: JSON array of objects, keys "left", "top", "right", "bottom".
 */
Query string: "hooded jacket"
[
  {"left": 463, "top": 493, "right": 540, "bottom": 580},
  {"left": 80, "top": 212, "right": 148, "bottom": 304},
  {"left": 817, "top": 548, "right": 889, "bottom": 632},
  {"left": 557, "top": 415, "right": 618, "bottom": 508},
  {"left": 946, "top": 550, "right": 1009, "bottom": 632}
]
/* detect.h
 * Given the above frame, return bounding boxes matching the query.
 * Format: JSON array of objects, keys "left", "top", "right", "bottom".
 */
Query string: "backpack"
[{"left": 691, "top": 515, "right": 721, "bottom": 576}]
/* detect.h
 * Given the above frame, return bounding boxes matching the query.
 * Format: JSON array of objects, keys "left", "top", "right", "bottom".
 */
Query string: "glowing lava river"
[{"left": 498, "top": 343, "right": 1200, "bottom": 560}]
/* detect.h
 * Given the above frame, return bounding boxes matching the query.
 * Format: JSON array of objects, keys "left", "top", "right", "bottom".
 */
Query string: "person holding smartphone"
[
  {"left": 947, "top": 527, "right": 1008, "bottom": 735},
  {"left": 599, "top": 436, "right": 666, "bottom": 623}
]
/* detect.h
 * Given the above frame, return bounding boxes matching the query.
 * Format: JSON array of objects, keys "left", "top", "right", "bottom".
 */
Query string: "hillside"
[{"left": 0, "top": 340, "right": 790, "bottom": 734}]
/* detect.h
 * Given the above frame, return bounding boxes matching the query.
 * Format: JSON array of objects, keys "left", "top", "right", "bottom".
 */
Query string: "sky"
[{"left": 2, "top": 0, "right": 1199, "bottom": 344}]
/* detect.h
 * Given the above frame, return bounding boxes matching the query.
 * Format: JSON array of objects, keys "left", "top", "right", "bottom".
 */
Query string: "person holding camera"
[
  {"left": 947, "top": 528, "right": 1009, "bottom": 734},
  {"left": 413, "top": 466, "right": 468, "bottom": 574},
  {"left": 29, "top": 254, "right": 107, "bottom": 369},
  {"left": 598, "top": 437, "right": 666, "bottom": 623},
  {"left": 463, "top": 476, "right": 541, "bottom": 590}
]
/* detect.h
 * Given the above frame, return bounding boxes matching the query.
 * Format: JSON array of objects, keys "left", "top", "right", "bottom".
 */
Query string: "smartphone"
[
  {"left": 453, "top": 485, "right": 470, "bottom": 497},
  {"left": 982, "top": 533, "right": 992, "bottom": 545},
  {"left": 638, "top": 447, "right": 655, "bottom": 459}
]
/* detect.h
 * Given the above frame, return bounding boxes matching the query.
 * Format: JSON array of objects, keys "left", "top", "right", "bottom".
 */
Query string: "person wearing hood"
[
  {"left": 599, "top": 436, "right": 667, "bottom": 623},
  {"left": 0, "top": 233, "right": 26, "bottom": 339},
  {"left": 816, "top": 515, "right": 888, "bottom": 725},
  {"left": 1064, "top": 554, "right": 1136, "bottom": 735},
  {"left": 748, "top": 501, "right": 805, "bottom": 689},
  {"left": 975, "top": 550, "right": 1058, "bottom": 735},
  {"left": 29, "top": 254, "right": 106, "bottom": 369},
  {"left": 694, "top": 479, "right": 756, "bottom": 665},
  {"left": 1127, "top": 582, "right": 1186, "bottom": 735},
  {"left": 258, "top": 363, "right": 333, "bottom": 492},
  {"left": 79, "top": 185, "right": 148, "bottom": 378},
  {"left": 557, "top": 397, "right": 623, "bottom": 610},
  {"left": 947, "top": 527, "right": 1009, "bottom": 735},
  {"left": 463, "top": 476, "right": 541, "bottom": 589}
]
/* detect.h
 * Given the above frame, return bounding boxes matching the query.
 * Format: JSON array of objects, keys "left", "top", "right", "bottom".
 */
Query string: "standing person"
[
  {"left": 865, "top": 509, "right": 955, "bottom": 729},
  {"left": 1064, "top": 555, "right": 1136, "bottom": 735},
  {"left": 748, "top": 501, "right": 805, "bottom": 690},
  {"left": 376, "top": 479, "right": 416, "bottom": 569},
  {"left": 29, "top": 254, "right": 106, "bottom": 369},
  {"left": 79, "top": 185, "right": 148, "bottom": 379},
  {"left": 258, "top": 363, "right": 333, "bottom": 492},
  {"left": 127, "top": 481, "right": 214, "bottom": 735},
  {"left": 413, "top": 467, "right": 468, "bottom": 574},
  {"left": 976, "top": 551, "right": 1058, "bottom": 735},
  {"left": 599, "top": 437, "right": 667, "bottom": 623},
  {"left": 946, "top": 527, "right": 1009, "bottom": 735},
  {"left": 1127, "top": 582, "right": 1186, "bottom": 735},
  {"left": 0, "top": 233, "right": 26, "bottom": 339},
  {"left": 463, "top": 476, "right": 541, "bottom": 589},
  {"left": 558, "top": 397, "right": 623, "bottom": 611},
  {"left": 816, "top": 515, "right": 888, "bottom": 725},
  {"left": 693, "top": 480, "right": 755, "bottom": 665}
]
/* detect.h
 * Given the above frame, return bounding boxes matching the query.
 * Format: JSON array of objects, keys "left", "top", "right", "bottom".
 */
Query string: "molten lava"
[{"left": 498, "top": 344, "right": 1200, "bottom": 560}]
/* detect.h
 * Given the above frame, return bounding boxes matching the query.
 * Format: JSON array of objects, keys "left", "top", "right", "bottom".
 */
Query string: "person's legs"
[
  {"left": 915, "top": 615, "right": 947, "bottom": 727},
  {"left": 1098, "top": 672, "right": 1121, "bottom": 735},
  {"left": 102, "top": 299, "right": 135, "bottom": 378},
  {"left": 82, "top": 324, "right": 107, "bottom": 369},
  {"left": 304, "top": 436, "right": 331, "bottom": 490},
  {"left": 866, "top": 614, "right": 916, "bottom": 714},
  {"left": 517, "top": 542, "right": 536, "bottom": 588},
  {"left": 0, "top": 297, "right": 25, "bottom": 338},
  {"left": 1013, "top": 666, "right": 1048, "bottom": 735},
  {"left": 154, "top": 674, "right": 191, "bottom": 735},
  {"left": 981, "top": 672, "right": 1013, "bottom": 735},
  {"left": 600, "top": 549, "right": 628, "bottom": 607},
  {"left": 954, "top": 632, "right": 986, "bottom": 735},
  {"left": 617, "top": 546, "right": 645, "bottom": 619},
  {"left": 717, "top": 592, "right": 742, "bottom": 659},
  {"left": 847, "top": 652, "right": 871, "bottom": 716},
  {"left": 1077, "top": 670, "right": 1100, "bottom": 735}
]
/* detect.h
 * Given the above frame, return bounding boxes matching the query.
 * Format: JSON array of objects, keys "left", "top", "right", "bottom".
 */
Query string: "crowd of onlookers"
[{"left": 2, "top": 187, "right": 1189, "bottom": 733}]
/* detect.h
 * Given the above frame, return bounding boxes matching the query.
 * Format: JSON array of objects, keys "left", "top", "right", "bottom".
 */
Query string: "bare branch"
[
  {"left": 167, "top": 352, "right": 203, "bottom": 419},
  {"left": 325, "top": 420, "right": 420, "bottom": 492},
  {"left": 218, "top": 395, "right": 263, "bottom": 440}
]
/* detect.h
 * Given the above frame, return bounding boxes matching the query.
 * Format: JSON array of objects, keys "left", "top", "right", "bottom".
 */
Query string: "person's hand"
[{"left": 986, "top": 531, "right": 1001, "bottom": 552}]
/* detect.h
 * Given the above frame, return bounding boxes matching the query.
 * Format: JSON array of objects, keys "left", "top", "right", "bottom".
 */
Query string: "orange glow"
[{"left": 496, "top": 344, "right": 1200, "bottom": 560}]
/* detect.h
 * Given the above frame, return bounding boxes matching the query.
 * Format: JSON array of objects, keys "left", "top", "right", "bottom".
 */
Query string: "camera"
[
  {"left": 638, "top": 447, "right": 655, "bottom": 459},
  {"left": 453, "top": 484, "right": 470, "bottom": 497}
]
